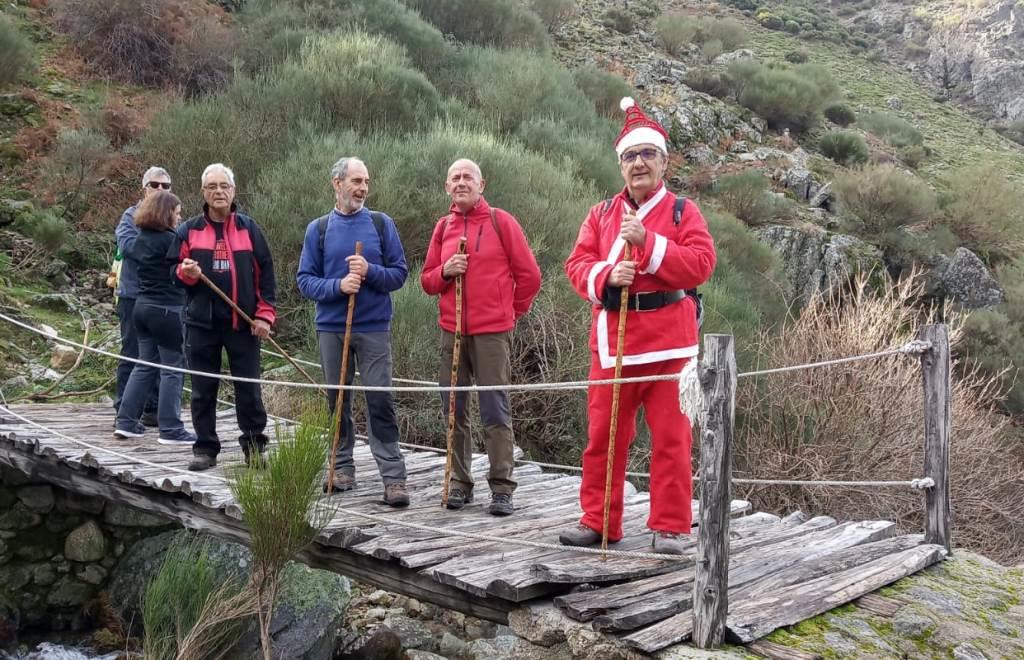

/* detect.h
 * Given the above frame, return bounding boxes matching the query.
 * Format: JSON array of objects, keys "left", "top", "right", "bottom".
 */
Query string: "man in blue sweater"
[
  {"left": 113, "top": 166, "right": 171, "bottom": 426},
  {"left": 297, "top": 157, "right": 410, "bottom": 507}
]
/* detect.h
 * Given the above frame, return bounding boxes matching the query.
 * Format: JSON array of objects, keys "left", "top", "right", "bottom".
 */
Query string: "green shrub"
[
  {"left": 531, "top": 0, "right": 576, "bottom": 29},
  {"left": 572, "top": 65, "right": 634, "bottom": 118},
  {"left": 737, "top": 65, "right": 830, "bottom": 132},
  {"left": 46, "top": 128, "right": 112, "bottom": 222},
  {"left": 654, "top": 14, "right": 698, "bottom": 56},
  {"left": 996, "top": 119, "right": 1024, "bottom": 146},
  {"left": 444, "top": 47, "right": 596, "bottom": 134},
  {"left": 940, "top": 164, "right": 1024, "bottom": 264},
  {"left": 899, "top": 144, "right": 927, "bottom": 169},
  {"left": 685, "top": 68, "right": 731, "bottom": 98},
  {"left": 857, "top": 111, "right": 924, "bottom": 148},
  {"left": 602, "top": 7, "right": 634, "bottom": 33},
  {"left": 15, "top": 210, "right": 68, "bottom": 253},
  {"left": 515, "top": 117, "right": 622, "bottom": 194},
  {"left": 655, "top": 15, "right": 747, "bottom": 57},
  {"left": 702, "top": 39, "right": 724, "bottom": 63},
  {"left": 818, "top": 130, "right": 868, "bottom": 165},
  {"left": 834, "top": 164, "right": 937, "bottom": 235},
  {"left": 711, "top": 170, "right": 792, "bottom": 226},
  {"left": 404, "top": 0, "right": 549, "bottom": 50},
  {"left": 904, "top": 42, "right": 929, "bottom": 58},
  {"left": 824, "top": 101, "right": 856, "bottom": 126},
  {"left": 725, "top": 58, "right": 761, "bottom": 97},
  {"left": 0, "top": 15, "right": 33, "bottom": 89},
  {"left": 784, "top": 49, "right": 809, "bottom": 63},
  {"left": 793, "top": 62, "right": 840, "bottom": 99}
]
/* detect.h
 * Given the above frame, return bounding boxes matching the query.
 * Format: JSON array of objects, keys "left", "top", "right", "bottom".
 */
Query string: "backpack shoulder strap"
[
  {"left": 673, "top": 196, "right": 687, "bottom": 226},
  {"left": 369, "top": 211, "right": 387, "bottom": 251},
  {"left": 316, "top": 214, "right": 331, "bottom": 254},
  {"left": 602, "top": 198, "right": 613, "bottom": 214},
  {"left": 488, "top": 207, "right": 506, "bottom": 254}
]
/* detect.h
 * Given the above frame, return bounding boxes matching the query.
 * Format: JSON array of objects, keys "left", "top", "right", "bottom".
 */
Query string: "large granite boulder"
[
  {"left": 931, "top": 247, "right": 1005, "bottom": 309},
  {"left": 109, "top": 529, "right": 351, "bottom": 660},
  {"left": 754, "top": 225, "right": 884, "bottom": 304}
]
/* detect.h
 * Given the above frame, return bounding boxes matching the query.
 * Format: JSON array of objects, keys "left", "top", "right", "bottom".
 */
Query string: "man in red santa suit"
[{"left": 560, "top": 97, "right": 717, "bottom": 554}]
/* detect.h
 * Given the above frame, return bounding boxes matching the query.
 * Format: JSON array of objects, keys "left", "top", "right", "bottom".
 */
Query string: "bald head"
[{"left": 445, "top": 158, "right": 486, "bottom": 212}]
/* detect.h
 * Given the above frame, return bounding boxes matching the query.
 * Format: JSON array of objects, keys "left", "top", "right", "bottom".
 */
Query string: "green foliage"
[
  {"left": 736, "top": 62, "right": 837, "bottom": 132},
  {"left": 444, "top": 47, "right": 596, "bottom": 134},
  {"left": 530, "top": 0, "right": 576, "bottom": 29},
  {"left": 835, "top": 164, "right": 937, "bottom": 235},
  {"left": 14, "top": 210, "right": 68, "bottom": 253},
  {"left": 684, "top": 68, "right": 731, "bottom": 98},
  {"left": 602, "top": 7, "right": 634, "bottom": 33},
  {"left": 818, "top": 130, "right": 869, "bottom": 165},
  {"left": 142, "top": 536, "right": 249, "bottom": 660},
  {"left": 0, "top": 15, "right": 33, "bottom": 89},
  {"left": 824, "top": 101, "right": 856, "bottom": 126},
  {"left": 403, "top": 0, "right": 549, "bottom": 51},
  {"left": 654, "top": 14, "right": 747, "bottom": 57},
  {"left": 711, "top": 170, "right": 793, "bottom": 226},
  {"left": 46, "top": 128, "right": 112, "bottom": 221},
  {"left": 515, "top": 117, "right": 622, "bottom": 194},
  {"left": 784, "top": 49, "right": 809, "bottom": 63},
  {"left": 857, "top": 111, "right": 924, "bottom": 148},
  {"left": 996, "top": 119, "right": 1024, "bottom": 147},
  {"left": 939, "top": 164, "right": 1024, "bottom": 265},
  {"left": 572, "top": 65, "right": 634, "bottom": 118},
  {"left": 899, "top": 144, "right": 928, "bottom": 169}
]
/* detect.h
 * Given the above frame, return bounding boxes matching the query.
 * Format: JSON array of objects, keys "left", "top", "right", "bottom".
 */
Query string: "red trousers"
[{"left": 579, "top": 357, "right": 693, "bottom": 540}]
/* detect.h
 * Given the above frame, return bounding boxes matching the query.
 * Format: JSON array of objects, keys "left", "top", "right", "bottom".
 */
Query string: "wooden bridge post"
[
  {"left": 919, "top": 324, "right": 951, "bottom": 554},
  {"left": 692, "top": 334, "right": 736, "bottom": 648}
]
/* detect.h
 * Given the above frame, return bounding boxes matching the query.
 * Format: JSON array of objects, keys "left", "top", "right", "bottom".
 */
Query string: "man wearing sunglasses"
[
  {"left": 562, "top": 97, "right": 717, "bottom": 554},
  {"left": 113, "top": 166, "right": 174, "bottom": 427}
]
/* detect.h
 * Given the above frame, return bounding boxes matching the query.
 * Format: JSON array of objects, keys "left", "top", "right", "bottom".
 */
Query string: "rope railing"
[{"left": 0, "top": 311, "right": 931, "bottom": 394}]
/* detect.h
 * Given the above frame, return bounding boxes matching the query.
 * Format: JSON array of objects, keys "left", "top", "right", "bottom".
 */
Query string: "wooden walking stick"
[
  {"left": 441, "top": 237, "right": 468, "bottom": 508},
  {"left": 327, "top": 241, "right": 363, "bottom": 493},
  {"left": 197, "top": 272, "right": 321, "bottom": 389},
  {"left": 602, "top": 243, "right": 633, "bottom": 558}
]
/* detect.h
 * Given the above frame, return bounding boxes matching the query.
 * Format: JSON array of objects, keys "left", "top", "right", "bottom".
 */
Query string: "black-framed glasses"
[
  {"left": 620, "top": 148, "right": 662, "bottom": 164},
  {"left": 146, "top": 181, "right": 172, "bottom": 190}
]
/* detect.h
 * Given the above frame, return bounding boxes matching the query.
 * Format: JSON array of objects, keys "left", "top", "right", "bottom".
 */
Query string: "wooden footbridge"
[{"left": 0, "top": 395, "right": 948, "bottom": 654}]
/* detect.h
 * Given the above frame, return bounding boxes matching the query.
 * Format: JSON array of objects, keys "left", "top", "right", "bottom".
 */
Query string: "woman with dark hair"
[{"left": 114, "top": 191, "right": 196, "bottom": 445}]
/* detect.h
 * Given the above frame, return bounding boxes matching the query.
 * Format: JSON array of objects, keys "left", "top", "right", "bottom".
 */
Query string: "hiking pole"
[
  {"left": 602, "top": 243, "right": 633, "bottom": 559},
  {"left": 327, "top": 241, "right": 363, "bottom": 494},
  {"left": 197, "top": 272, "right": 321, "bottom": 389},
  {"left": 441, "top": 237, "right": 468, "bottom": 508}
]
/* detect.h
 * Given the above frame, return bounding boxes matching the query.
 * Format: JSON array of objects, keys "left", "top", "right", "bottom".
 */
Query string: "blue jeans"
[
  {"left": 116, "top": 303, "right": 187, "bottom": 437},
  {"left": 114, "top": 297, "right": 159, "bottom": 414}
]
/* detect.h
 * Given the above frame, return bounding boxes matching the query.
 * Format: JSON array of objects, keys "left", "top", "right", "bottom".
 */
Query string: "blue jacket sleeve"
[
  {"left": 296, "top": 221, "right": 344, "bottom": 302},
  {"left": 116, "top": 208, "right": 139, "bottom": 258},
  {"left": 364, "top": 214, "right": 408, "bottom": 293}
]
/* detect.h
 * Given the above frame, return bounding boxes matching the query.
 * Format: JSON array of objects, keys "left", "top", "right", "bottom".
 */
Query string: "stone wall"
[{"left": 0, "top": 464, "right": 175, "bottom": 642}]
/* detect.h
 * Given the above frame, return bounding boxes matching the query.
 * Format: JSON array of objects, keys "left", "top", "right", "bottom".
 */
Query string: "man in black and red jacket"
[{"left": 172, "top": 163, "right": 277, "bottom": 472}]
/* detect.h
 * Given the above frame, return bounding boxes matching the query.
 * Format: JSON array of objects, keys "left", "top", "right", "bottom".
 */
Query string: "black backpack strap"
[
  {"left": 673, "top": 196, "right": 686, "bottom": 225},
  {"left": 316, "top": 214, "right": 331, "bottom": 254},
  {"left": 671, "top": 195, "right": 703, "bottom": 328},
  {"left": 369, "top": 211, "right": 387, "bottom": 253},
  {"left": 602, "top": 198, "right": 613, "bottom": 214},
  {"left": 318, "top": 212, "right": 387, "bottom": 256}
]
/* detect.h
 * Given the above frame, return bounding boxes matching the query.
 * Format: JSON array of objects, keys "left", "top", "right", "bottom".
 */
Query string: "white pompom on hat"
[{"left": 615, "top": 96, "right": 668, "bottom": 156}]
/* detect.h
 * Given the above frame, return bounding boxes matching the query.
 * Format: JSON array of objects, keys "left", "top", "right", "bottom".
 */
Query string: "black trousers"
[
  {"left": 186, "top": 323, "right": 268, "bottom": 457},
  {"left": 114, "top": 297, "right": 158, "bottom": 414}
]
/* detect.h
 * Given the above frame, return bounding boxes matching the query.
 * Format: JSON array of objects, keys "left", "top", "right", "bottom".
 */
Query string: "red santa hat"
[{"left": 615, "top": 97, "right": 669, "bottom": 157}]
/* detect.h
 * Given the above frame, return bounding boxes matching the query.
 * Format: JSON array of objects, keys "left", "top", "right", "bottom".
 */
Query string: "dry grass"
[{"left": 730, "top": 272, "right": 1024, "bottom": 562}]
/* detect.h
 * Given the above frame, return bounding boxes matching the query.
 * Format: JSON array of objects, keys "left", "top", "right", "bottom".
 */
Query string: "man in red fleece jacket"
[{"left": 421, "top": 159, "right": 541, "bottom": 516}]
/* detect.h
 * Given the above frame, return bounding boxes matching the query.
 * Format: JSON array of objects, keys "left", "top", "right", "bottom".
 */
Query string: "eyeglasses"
[
  {"left": 620, "top": 148, "right": 662, "bottom": 164},
  {"left": 146, "top": 181, "right": 172, "bottom": 190},
  {"left": 203, "top": 183, "right": 234, "bottom": 192}
]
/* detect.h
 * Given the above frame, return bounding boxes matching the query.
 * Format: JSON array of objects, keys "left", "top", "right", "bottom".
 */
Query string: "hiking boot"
[
  {"left": 558, "top": 523, "right": 602, "bottom": 547},
  {"left": 445, "top": 487, "right": 473, "bottom": 510},
  {"left": 488, "top": 493, "right": 514, "bottom": 516},
  {"left": 652, "top": 531, "right": 688, "bottom": 555},
  {"left": 384, "top": 482, "right": 410, "bottom": 508},
  {"left": 141, "top": 411, "right": 159, "bottom": 428},
  {"left": 188, "top": 454, "right": 217, "bottom": 472},
  {"left": 324, "top": 472, "right": 356, "bottom": 494}
]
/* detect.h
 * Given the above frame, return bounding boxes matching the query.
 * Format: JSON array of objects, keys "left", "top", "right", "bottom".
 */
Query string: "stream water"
[{"left": 0, "top": 642, "right": 121, "bottom": 660}]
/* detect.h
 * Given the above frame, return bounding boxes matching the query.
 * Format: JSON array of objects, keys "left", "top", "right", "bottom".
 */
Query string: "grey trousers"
[
  {"left": 439, "top": 330, "right": 516, "bottom": 496},
  {"left": 318, "top": 331, "right": 407, "bottom": 484}
]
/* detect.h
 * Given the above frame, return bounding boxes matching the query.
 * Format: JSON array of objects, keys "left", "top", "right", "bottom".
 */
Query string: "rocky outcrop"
[
  {"left": 754, "top": 225, "right": 884, "bottom": 304},
  {"left": 931, "top": 247, "right": 1006, "bottom": 309}
]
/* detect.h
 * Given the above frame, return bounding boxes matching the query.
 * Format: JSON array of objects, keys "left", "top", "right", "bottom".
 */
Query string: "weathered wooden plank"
[
  {"left": 855, "top": 592, "right": 903, "bottom": 617},
  {"left": 693, "top": 333, "right": 736, "bottom": 649},
  {"left": 727, "top": 544, "right": 946, "bottom": 643},
  {"left": 919, "top": 324, "right": 951, "bottom": 553},
  {"left": 747, "top": 640, "right": 823, "bottom": 660}
]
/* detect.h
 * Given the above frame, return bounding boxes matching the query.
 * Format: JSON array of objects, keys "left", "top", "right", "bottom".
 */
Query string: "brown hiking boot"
[
  {"left": 323, "top": 472, "right": 356, "bottom": 494},
  {"left": 445, "top": 487, "right": 473, "bottom": 510},
  {"left": 558, "top": 523, "right": 602, "bottom": 547},
  {"left": 652, "top": 531, "right": 689, "bottom": 555},
  {"left": 384, "top": 482, "right": 410, "bottom": 508},
  {"left": 188, "top": 454, "right": 217, "bottom": 472}
]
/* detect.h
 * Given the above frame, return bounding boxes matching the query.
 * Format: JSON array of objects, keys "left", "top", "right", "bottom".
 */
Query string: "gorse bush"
[
  {"left": 824, "top": 101, "right": 856, "bottom": 126},
  {"left": 684, "top": 68, "right": 732, "bottom": 98},
  {"left": 784, "top": 49, "right": 809, "bottom": 63},
  {"left": 404, "top": 0, "right": 549, "bottom": 51},
  {"left": 531, "top": 0, "right": 576, "bottom": 29},
  {"left": 0, "top": 15, "right": 33, "bottom": 89},
  {"left": 835, "top": 164, "right": 937, "bottom": 235},
  {"left": 654, "top": 14, "right": 747, "bottom": 57},
  {"left": 573, "top": 65, "right": 635, "bottom": 118},
  {"left": 940, "top": 164, "right": 1024, "bottom": 265},
  {"left": 15, "top": 211, "right": 68, "bottom": 254},
  {"left": 735, "top": 62, "right": 838, "bottom": 132},
  {"left": 857, "top": 111, "right": 924, "bottom": 148},
  {"left": 602, "top": 7, "right": 634, "bottom": 33},
  {"left": 710, "top": 170, "right": 792, "bottom": 226},
  {"left": 818, "top": 130, "right": 869, "bottom": 165},
  {"left": 515, "top": 117, "right": 622, "bottom": 194},
  {"left": 46, "top": 128, "right": 112, "bottom": 222}
]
